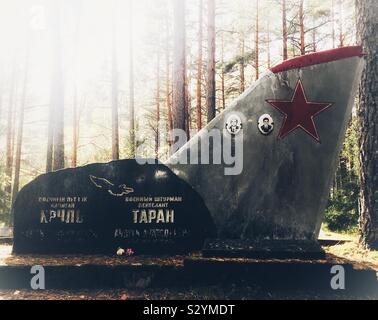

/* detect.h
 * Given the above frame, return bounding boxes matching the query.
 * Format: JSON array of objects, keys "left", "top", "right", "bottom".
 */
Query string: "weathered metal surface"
[{"left": 168, "top": 54, "right": 364, "bottom": 241}]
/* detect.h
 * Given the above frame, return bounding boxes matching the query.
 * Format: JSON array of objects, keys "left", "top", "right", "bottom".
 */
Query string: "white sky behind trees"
[{"left": 0, "top": 0, "right": 357, "bottom": 187}]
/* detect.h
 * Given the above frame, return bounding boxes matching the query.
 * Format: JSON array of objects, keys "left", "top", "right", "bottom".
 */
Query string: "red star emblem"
[{"left": 266, "top": 80, "right": 334, "bottom": 143}]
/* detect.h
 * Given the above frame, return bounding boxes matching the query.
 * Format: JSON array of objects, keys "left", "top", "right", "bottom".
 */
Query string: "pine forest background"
[{"left": 0, "top": 0, "right": 366, "bottom": 233}]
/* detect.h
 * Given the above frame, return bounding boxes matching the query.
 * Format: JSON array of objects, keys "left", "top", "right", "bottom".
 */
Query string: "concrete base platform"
[
  {"left": 0, "top": 256, "right": 376, "bottom": 298},
  {"left": 202, "top": 239, "right": 326, "bottom": 260},
  {"left": 0, "top": 259, "right": 376, "bottom": 296},
  {"left": 184, "top": 258, "right": 378, "bottom": 296}
]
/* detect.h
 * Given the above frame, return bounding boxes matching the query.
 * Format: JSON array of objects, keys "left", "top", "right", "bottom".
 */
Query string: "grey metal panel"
[{"left": 167, "top": 57, "right": 364, "bottom": 241}]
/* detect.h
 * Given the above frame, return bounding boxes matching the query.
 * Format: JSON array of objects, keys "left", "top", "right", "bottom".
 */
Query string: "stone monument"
[{"left": 13, "top": 46, "right": 364, "bottom": 257}]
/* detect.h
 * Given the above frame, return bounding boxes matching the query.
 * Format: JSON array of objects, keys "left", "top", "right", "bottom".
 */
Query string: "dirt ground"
[
  {"left": 323, "top": 235, "right": 378, "bottom": 273},
  {"left": 0, "top": 287, "right": 375, "bottom": 300},
  {"left": 0, "top": 235, "right": 377, "bottom": 300}
]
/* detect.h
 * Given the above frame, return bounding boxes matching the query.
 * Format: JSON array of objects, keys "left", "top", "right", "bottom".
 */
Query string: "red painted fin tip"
[{"left": 270, "top": 46, "right": 363, "bottom": 74}]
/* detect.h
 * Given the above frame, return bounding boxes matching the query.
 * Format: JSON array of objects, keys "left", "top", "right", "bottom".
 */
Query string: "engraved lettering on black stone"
[{"left": 13, "top": 160, "right": 216, "bottom": 254}]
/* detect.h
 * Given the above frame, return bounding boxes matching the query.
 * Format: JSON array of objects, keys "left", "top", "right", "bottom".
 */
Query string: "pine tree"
[
  {"left": 172, "top": 0, "right": 187, "bottom": 145},
  {"left": 357, "top": 0, "right": 378, "bottom": 249},
  {"left": 206, "top": 0, "right": 216, "bottom": 122}
]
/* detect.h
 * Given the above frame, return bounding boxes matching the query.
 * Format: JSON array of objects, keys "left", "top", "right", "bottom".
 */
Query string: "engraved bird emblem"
[{"left": 89, "top": 175, "right": 134, "bottom": 197}]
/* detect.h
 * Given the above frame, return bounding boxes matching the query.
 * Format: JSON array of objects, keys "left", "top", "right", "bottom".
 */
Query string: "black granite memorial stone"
[{"left": 12, "top": 160, "right": 216, "bottom": 254}]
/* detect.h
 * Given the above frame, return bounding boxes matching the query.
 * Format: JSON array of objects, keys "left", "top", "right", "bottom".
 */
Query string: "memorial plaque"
[{"left": 13, "top": 160, "right": 216, "bottom": 254}]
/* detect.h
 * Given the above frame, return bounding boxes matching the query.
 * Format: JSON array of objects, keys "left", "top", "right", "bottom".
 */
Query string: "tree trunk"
[
  {"left": 291, "top": 40, "right": 296, "bottom": 57},
  {"left": 186, "top": 55, "right": 192, "bottom": 137},
  {"left": 11, "top": 95, "right": 16, "bottom": 167},
  {"left": 239, "top": 36, "right": 245, "bottom": 93},
  {"left": 72, "top": 85, "right": 78, "bottom": 167},
  {"left": 331, "top": 0, "right": 336, "bottom": 48},
  {"left": 220, "top": 33, "right": 226, "bottom": 110},
  {"left": 339, "top": 0, "right": 344, "bottom": 47},
  {"left": 173, "top": 0, "right": 187, "bottom": 141},
  {"left": 267, "top": 20, "right": 271, "bottom": 69},
  {"left": 72, "top": 12, "right": 80, "bottom": 168},
  {"left": 156, "top": 50, "right": 160, "bottom": 159},
  {"left": 12, "top": 48, "right": 29, "bottom": 205},
  {"left": 196, "top": 0, "right": 203, "bottom": 131},
  {"left": 255, "top": 0, "right": 259, "bottom": 80},
  {"left": 357, "top": 0, "right": 378, "bottom": 249},
  {"left": 354, "top": 1, "right": 358, "bottom": 46},
  {"left": 282, "top": 0, "right": 288, "bottom": 60},
  {"left": 5, "top": 63, "right": 16, "bottom": 194},
  {"left": 206, "top": 0, "right": 216, "bottom": 123},
  {"left": 129, "top": 0, "right": 136, "bottom": 157},
  {"left": 299, "top": 0, "right": 305, "bottom": 55},
  {"left": 46, "top": 94, "right": 54, "bottom": 173},
  {"left": 111, "top": 7, "right": 119, "bottom": 161},
  {"left": 312, "top": 16, "right": 317, "bottom": 52},
  {"left": 52, "top": 1, "right": 65, "bottom": 171},
  {"left": 165, "top": 14, "right": 173, "bottom": 145}
]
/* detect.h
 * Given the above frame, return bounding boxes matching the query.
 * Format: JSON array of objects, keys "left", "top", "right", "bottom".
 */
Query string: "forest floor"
[
  {"left": 0, "top": 287, "right": 374, "bottom": 300},
  {"left": 0, "top": 232, "right": 377, "bottom": 300},
  {"left": 319, "top": 229, "right": 378, "bottom": 272},
  {"left": 324, "top": 239, "right": 378, "bottom": 273},
  {"left": 319, "top": 229, "right": 356, "bottom": 241}
]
